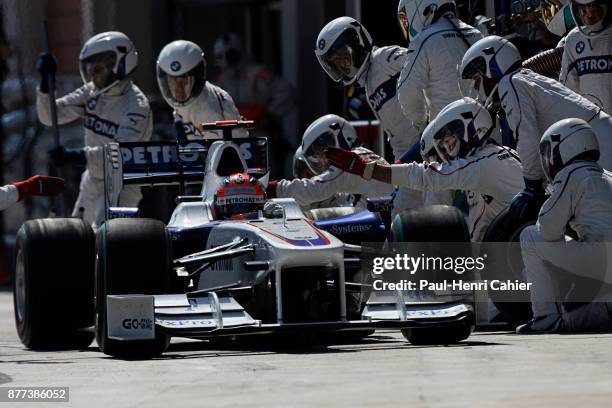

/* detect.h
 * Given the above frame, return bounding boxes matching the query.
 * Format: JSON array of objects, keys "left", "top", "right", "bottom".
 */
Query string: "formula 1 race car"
[{"left": 13, "top": 121, "right": 474, "bottom": 358}]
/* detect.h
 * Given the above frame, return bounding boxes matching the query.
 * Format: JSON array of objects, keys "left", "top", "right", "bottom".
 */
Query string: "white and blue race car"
[{"left": 13, "top": 121, "right": 474, "bottom": 358}]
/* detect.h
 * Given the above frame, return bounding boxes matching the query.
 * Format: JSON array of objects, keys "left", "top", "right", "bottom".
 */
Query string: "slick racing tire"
[
  {"left": 482, "top": 207, "right": 535, "bottom": 327},
  {"left": 13, "top": 218, "right": 95, "bottom": 350},
  {"left": 390, "top": 205, "right": 470, "bottom": 242},
  {"left": 401, "top": 321, "right": 474, "bottom": 346},
  {"left": 96, "top": 218, "right": 171, "bottom": 359},
  {"left": 391, "top": 205, "right": 474, "bottom": 345}
]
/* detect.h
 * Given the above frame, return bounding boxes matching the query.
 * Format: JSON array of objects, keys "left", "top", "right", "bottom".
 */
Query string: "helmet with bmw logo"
[{"left": 157, "top": 40, "right": 206, "bottom": 108}]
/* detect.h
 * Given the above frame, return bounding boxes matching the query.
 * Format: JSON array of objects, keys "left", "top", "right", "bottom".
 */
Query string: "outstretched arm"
[
  {"left": 325, "top": 147, "right": 484, "bottom": 192},
  {"left": 1, "top": 176, "right": 65, "bottom": 211},
  {"left": 324, "top": 147, "right": 392, "bottom": 183}
]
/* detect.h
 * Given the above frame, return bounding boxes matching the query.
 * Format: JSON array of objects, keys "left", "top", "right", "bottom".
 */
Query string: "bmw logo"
[
  {"left": 87, "top": 98, "right": 97, "bottom": 110},
  {"left": 576, "top": 41, "right": 585, "bottom": 54},
  {"left": 170, "top": 61, "right": 182, "bottom": 72},
  {"left": 318, "top": 39, "right": 326, "bottom": 50}
]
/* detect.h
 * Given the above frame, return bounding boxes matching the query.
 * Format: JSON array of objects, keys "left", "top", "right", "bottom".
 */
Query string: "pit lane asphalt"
[{"left": 1, "top": 289, "right": 612, "bottom": 408}]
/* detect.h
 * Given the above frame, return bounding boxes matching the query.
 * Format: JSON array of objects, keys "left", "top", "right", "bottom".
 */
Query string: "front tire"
[
  {"left": 13, "top": 218, "right": 95, "bottom": 350},
  {"left": 391, "top": 205, "right": 474, "bottom": 345},
  {"left": 401, "top": 322, "right": 473, "bottom": 345},
  {"left": 95, "top": 218, "right": 171, "bottom": 358}
]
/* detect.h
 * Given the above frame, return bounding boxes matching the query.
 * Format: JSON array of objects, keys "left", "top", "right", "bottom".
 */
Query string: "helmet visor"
[
  {"left": 304, "top": 131, "right": 337, "bottom": 174},
  {"left": 317, "top": 29, "right": 366, "bottom": 83},
  {"left": 433, "top": 119, "right": 465, "bottom": 161},
  {"left": 460, "top": 57, "right": 495, "bottom": 103},
  {"left": 461, "top": 56, "right": 487, "bottom": 80},
  {"left": 421, "top": 146, "right": 440, "bottom": 162},
  {"left": 398, "top": 8, "right": 411, "bottom": 42},
  {"left": 80, "top": 51, "right": 116, "bottom": 89},
  {"left": 293, "top": 155, "right": 313, "bottom": 179},
  {"left": 157, "top": 61, "right": 205, "bottom": 107},
  {"left": 458, "top": 64, "right": 481, "bottom": 100},
  {"left": 571, "top": 1, "right": 609, "bottom": 36},
  {"left": 539, "top": 140, "right": 553, "bottom": 182},
  {"left": 168, "top": 75, "right": 195, "bottom": 103}
]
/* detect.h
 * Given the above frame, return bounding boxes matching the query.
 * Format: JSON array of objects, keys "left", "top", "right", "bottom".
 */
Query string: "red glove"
[
  {"left": 324, "top": 147, "right": 369, "bottom": 177},
  {"left": 13, "top": 175, "right": 65, "bottom": 201},
  {"left": 266, "top": 180, "right": 278, "bottom": 198}
]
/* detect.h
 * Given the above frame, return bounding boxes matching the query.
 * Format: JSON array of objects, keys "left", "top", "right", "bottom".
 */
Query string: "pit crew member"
[
  {"left": 291, "top": 146, "right": 354, "bottom": 210},
  {"left": 36, "top": 31, "right": 152, "bottom": 227},
  {"left": 560, "top": 0, "right": 612, "bottom": 115},
  {"left": 460, "top": 35, "right": 612, "bottom": 224},
  {"left": 266, "top": 114, "right": 393, "bottom": 209},
  {"left": 396, "top": 0, "right": 482, "bottom": 132},
  {"left": 325, "top": 98, "right": 524, "bottom": 241},
  {"left": 315, "top": 16, "right": 424, "bottom": 212},
  {"left": 157, "top": 40, "right": 246, "bottom": 139},
  {"left": 518, "top": 118, "right": 612, "bottom": 333}
]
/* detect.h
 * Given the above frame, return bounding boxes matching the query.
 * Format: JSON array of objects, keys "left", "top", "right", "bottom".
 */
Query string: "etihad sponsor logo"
[
  {"left": 85, "top": 114, "right": 119, "bottom": 138},
  {"left": 575, "top": 56, "right": 612, "bottom": 75},
  {"left": 369, "top": 74, "right": 399, "bottom": 112},
  {"left": 183, "top": 122, "right": 205, "bottom": 137}
]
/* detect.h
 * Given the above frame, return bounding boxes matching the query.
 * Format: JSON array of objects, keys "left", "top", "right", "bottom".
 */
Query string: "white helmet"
[
  {"left": 157, "top": 40, "right": 206, "bottom": 108},
  {"left": 397, "top": 0, "right": 457, "bottom": 41},
  {"left": 213, "top": 33, "right": 243, "bottom": 69},
  {"left": 315, "top": 17, "right": 373, "bottom": 86},
  {"left": 569, "top": 0, "right": 610, "bottom": 38},
  {"left": 541, "top": 1, "right": 575, "bottom": 37},
  {"left": 301, "top": 114, "right": 359, "bottom": 175},
  {"left": 292, "top": 146, "right": 312, "bottom": 179},
  {"left": 459, "top": 36, "right": 522, "bottom": 102},
  {"left": 540, "top": 118, "right": 600, "bottom": 182},
  {"left": 79, "top": 31, "right": 137, "bottom": 95},
  {"left": 424, "top": 97, "right": 494, "bottom": 162}
]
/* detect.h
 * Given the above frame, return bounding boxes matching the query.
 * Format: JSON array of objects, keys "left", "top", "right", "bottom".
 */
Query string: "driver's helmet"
[{"left": 214, "top": 173, "right": 266, "bottom": 219}]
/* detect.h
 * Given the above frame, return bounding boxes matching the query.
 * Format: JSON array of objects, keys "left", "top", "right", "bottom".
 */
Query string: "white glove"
[{"left": 263, "top": 201, "right": 284, "bottom": 218}]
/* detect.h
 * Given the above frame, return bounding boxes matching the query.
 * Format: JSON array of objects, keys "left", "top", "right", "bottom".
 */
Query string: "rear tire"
[
  {"left": 95, "top": 218, "right": 171, "bottom": 358},
  {"left": 13, "top": 218, "right": 95, "bottom": 350},
  {"left": 391, "top": 205, "right": 474, "bottom": 345}
]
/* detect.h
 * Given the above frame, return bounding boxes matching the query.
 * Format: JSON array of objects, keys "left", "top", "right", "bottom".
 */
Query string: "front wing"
[{"left": 106, "top": 293, "right": 474, "bottom": 341}]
